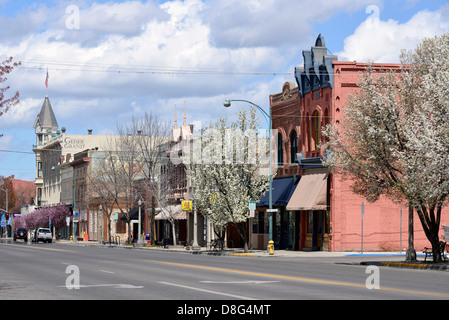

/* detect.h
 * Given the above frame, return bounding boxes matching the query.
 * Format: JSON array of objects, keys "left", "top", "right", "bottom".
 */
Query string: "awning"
[
  {"left": 120, "top": 206, "right": 144, "bottom": 221},
  {"left": 286, "top": 168, "right": 329, "bottom": 211},
  {"left": 257, "top": 176, "right": 299, "bottom": 207},
  {"left": 155, "top": 205, "right": 187, "bottom": 220}
]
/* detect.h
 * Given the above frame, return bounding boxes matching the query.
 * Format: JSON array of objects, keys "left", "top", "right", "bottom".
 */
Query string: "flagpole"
[{"left": 45, "top": 68, "right": 49, "bottom": 97}]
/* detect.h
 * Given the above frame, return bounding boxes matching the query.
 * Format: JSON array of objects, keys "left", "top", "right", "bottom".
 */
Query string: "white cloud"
[
  {"left": 0, "top": 0, "right": 401, "bottom": 141},
  {"left": 337, "top": 4, "right": 449, "bottom": 63},
  {"left": 0, "top": 97, "right": 41, "bottom": 130},
  {"left": 204, "top": 0, "right": 379, "bottom": 48}
]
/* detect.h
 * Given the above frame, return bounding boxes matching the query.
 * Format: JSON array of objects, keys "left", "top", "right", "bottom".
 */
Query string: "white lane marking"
[
  {"left": 60, "top": 284, "right": 143, "bottom": 289},
  {"left": 98, "top": 270, "right": 115, "bottom": 274},
  {"left": 159, "top": 281, "right": 258, "bottom": 300}
]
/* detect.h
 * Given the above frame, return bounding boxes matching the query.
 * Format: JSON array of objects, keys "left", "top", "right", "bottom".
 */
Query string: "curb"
[
  {"left": 230, "top": 253, "right": 255, "bottom": 257},
  {"left": 361, "top": 261, "right": 449, "bottom": 272}
]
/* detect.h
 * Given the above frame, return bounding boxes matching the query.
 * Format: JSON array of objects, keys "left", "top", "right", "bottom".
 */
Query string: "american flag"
[{"left": 45, "top": 69, "right": 49, "bottom": 88}]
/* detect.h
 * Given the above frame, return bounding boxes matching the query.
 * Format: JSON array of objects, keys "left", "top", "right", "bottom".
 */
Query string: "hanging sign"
[{"left": 182, "top": 201, "right": 192, "bottom": 212}]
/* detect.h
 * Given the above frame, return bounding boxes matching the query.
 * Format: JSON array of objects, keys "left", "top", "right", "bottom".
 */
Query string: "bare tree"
[
  {"left": 89, "top": 132, "right": 144, "bottom": 244},
  {"left": 124, "top": 112, "right": 170, "bottom": 244}
]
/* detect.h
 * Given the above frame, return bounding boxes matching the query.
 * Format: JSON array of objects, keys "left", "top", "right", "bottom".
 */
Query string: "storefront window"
[
  {"left": 252, "top": 212, "right": 269, "bottom": 234},
  {"left": 307, "top": 211, "right": 313, "bottom": 234}
]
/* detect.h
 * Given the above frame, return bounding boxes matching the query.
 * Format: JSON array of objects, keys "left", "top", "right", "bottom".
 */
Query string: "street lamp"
[
  {"left": 137, "top": 199, "right": 144, "bottom": 246},
  {"left": 223, "top": 99, "right": 274, "bottom": 243}
]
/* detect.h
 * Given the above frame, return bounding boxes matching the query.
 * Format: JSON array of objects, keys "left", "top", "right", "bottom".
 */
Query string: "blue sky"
[{"left": 0, "top": 0, "right": 448, "bottom": 181}]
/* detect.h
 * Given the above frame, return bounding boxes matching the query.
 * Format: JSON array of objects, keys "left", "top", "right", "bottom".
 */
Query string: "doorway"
[{"left": 305, "top": 210, "right": 329, "bottom": 251}]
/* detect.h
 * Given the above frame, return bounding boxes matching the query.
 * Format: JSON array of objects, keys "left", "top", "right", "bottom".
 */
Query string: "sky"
[{"left": 0, "top": 0, "right": 448, "bottom": 181}]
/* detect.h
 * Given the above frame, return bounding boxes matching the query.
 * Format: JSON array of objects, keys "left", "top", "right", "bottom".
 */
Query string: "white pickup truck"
[{"left": 31, "top": 228, "right": 53, "bottom": 243}]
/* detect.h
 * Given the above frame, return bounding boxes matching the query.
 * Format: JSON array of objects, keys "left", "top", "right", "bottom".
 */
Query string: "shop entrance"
[
  {"left": 304, "top": 210, "right": 329, "bottom": 251},
  {"left": 274, "top": 210, "right": 300, "bottom": 250}
]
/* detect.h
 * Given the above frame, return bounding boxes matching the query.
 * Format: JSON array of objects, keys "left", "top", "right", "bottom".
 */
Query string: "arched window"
[
  {"left": 311, "top": 111, "right": 320, "bottom": 150},
  {"left": 277, "top": 133, "right": 283, "bottom": 165},
  {"left": 290, "top": 130, "right": 298, "bottom": 163}
]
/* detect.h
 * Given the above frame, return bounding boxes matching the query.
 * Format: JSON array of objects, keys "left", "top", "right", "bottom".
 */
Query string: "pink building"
[{"left": 267, "top": 34, "right": 449, "bottom": 252}]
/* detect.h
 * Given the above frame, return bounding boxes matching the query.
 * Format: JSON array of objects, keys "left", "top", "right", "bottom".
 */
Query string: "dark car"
[{"left": 13, "top": 228, "right": 28, "bottom": 242}]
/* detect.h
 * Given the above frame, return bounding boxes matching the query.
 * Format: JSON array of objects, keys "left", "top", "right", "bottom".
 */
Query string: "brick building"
[{"left": 264, "top": 34, "right": 449, "bottom": 252}]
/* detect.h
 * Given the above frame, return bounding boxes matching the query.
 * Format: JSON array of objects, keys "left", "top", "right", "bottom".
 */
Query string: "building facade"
[
  {"left": 32, "top": 96, "right": 113, "bottom": 208},
  {"left": 276, "top": 34, "right": 449, "bottom": 252}
]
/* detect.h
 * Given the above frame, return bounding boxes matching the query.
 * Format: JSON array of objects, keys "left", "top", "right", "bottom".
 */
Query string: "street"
[{"left": 0, "top": 241, "right": 448, "bottom": 304}]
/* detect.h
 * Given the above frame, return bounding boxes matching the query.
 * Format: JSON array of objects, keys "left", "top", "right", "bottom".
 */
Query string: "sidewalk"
[
  {"left": 60, "top": 240, "right": 418, "bottom": 257},
  {"left": 55, "top": 239, "right": 449, "bottom": 271}
]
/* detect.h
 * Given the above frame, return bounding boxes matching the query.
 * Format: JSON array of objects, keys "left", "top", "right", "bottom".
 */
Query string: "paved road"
[{"left": 0, "top": 241, "right": 448, "bottom": 303}]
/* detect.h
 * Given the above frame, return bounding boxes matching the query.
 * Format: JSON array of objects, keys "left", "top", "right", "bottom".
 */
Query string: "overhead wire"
[
  {"left": 17, "top": 59, "right": 403, "bottom": 77},
  {"left": 18, "top": 59, "right": 294, "bottom": 76}
]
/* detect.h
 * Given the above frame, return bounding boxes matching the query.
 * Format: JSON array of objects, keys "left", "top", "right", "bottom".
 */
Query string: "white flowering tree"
[
  {"left": 323, "top": 33, "right": 449, "bottom": 262},
  {"left": 187, "top": 108, "right": 270, "bottom": 252}
]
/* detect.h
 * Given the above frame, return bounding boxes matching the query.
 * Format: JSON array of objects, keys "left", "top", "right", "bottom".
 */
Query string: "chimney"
[{"left": 88, "top": 129, "right": 93, "bottom": 135}]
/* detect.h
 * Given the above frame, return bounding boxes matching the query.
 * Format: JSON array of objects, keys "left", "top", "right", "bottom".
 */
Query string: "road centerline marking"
[
  {"left": 146, "top": 259, "right": 449, "bottom": 299},
  {"left": 0, "top": 243, "right": 73, "bottom": 252}
]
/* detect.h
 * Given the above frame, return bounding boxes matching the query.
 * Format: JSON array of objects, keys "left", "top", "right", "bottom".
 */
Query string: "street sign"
[
  {"left": 266, "top": 209, "right": 278, "bottom": 213},
  {"left": 66, "top": 217, "right": 70, "bottom": 226},
  {"left": 444, "top": 225, "right": 449, "bottom": 241},
  {"left": 248, "top": 200, "right": 256, "bottom": 211},
  {"left": 182, "top": 201, "right": 192, "bottom": 212},
  {"left": 210, "top": 193, "right": 217, "bottom": 205}
]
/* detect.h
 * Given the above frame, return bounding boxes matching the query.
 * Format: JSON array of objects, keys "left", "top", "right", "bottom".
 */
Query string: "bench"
[{"left": 423, "top": 241, "right": 447, "bottom": 262}]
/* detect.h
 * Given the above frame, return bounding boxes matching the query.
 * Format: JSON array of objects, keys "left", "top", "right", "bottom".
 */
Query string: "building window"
[
  {"left": 37, "top": 188, "right": 42, "bottom": 206},
  {"left": 290, "top": 130, "right": 298, "bottom": 163},
  {"left": 277, "top": 133, "right": 283, "bottom": 165},
  {"left": 38, "top": 162, "right": 43, "bottom": 178},
  {"left": 311, "top": 111, "right": 320, "bottom": 150}
]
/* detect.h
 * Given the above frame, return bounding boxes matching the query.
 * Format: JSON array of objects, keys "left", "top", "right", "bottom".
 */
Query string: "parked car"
[
  {"left": 13, "top": 228, "right": 28, "bottom": 242},
  {"left": 31, "top": 228, "right": 53, "bottom": 243}
]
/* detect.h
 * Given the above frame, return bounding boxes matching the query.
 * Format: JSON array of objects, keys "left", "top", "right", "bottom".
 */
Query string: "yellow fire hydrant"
[
  {"left": 70, "top": 235, "right": 73, "bottom": 243},
  {"left": 267, "top": 240, "right": 274, "bottom": 255}
]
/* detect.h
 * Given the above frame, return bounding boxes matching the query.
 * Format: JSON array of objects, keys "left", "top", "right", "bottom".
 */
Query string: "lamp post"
[
  {"left": 137, "top": 199, "right": 144, "bottom": 246},
  {"left": 223, "top": 99, "right": 274, "bottom": 243}
]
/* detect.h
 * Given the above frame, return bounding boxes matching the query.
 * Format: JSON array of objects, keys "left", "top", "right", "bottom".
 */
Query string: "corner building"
[{"left": 270, "top": 34, "right": 449, "bottom": 252}]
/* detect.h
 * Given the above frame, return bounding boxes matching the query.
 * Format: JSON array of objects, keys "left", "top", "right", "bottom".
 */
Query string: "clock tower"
[{"left": 33, "top": 96, "right": 59, "bottom": 206}]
